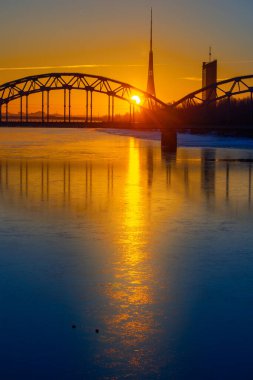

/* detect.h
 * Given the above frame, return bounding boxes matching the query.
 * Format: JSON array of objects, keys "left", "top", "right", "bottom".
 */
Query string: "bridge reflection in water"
[
  {"left": 1, "top": 149, "right": 252, "bottom": 211},
  {"left": 0, "top": 133, "right": 253, "bottom": 377}
]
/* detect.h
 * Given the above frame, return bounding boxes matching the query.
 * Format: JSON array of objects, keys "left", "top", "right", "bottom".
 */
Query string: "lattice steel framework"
[
  {"left": 173, "top": 75, "right": 253, "bottom": 108},
  {"left": 0, "top": 72, "right": 167, "bottom": 123}
]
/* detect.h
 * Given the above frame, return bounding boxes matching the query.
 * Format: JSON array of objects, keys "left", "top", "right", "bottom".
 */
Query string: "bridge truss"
[
  {"left": 173, "top": 75, "right": 253, "bottom": 108},
  {"left": 0, "top": 72, "right": 167, "bottom": 123}
]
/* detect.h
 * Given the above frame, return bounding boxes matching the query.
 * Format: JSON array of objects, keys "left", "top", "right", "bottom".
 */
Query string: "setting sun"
[{"left": 131, "top": 95, "right": 141, "bottom": 105}]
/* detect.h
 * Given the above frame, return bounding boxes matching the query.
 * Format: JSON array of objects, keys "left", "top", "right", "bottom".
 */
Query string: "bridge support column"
[
  {"left": 68, "top": 90, "right": 71, "bottom": 123},
  {"left": 161, "top": 129, "right": 177, "bottom": 154},
  {"left": 129, "top": 103, "right": 131, "bottom": 122},
  {"left": 42, "top": 91, "right": 44, "bottom": 123},
  {"left": 64, "top": 89, "right": 66, "bottom": 123},
  {"left": 85, "top": 91, "right": 88, "bottom": 123},
  {"left": 90, "top": 90, "right": 93, "bottom": 123},
  {"left": 20, "top": 97, "right": 23, "bottom": 123},
  {"left": 107, "top": 95, "right": 114, "bottom": 123},
  {"left": 112, "top": 96, "right": 114, "bottom": 122},
  {"left": 26, "top": 95, "right": 29, "bottom": 122},
  {"left": 129, "top": 104, "right": 135, "bottom": 122},
  {"left": 47, "top": 91, "right": 50, "bottom": 123},
  {"left": 108, "top": 95, "right": 111, "bottom": 122}
]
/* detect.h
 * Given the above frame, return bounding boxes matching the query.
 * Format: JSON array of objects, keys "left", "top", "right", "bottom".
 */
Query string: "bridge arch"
[
  {"left": 173, "top": 74, "right": 253, "bottom": 108},
  {"left": 0, "top": 72, "right": 167, "bottom": 123}
]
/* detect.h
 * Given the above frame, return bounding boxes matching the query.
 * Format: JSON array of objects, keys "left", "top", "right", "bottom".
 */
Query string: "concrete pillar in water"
[{"left": 161, "top": 129, "right": 177, "bottom": 154}]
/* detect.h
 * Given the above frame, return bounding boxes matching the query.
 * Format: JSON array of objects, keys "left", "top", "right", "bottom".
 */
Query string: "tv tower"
[{"left": 146, "top": 8, "right": 156, "bottom": 97}]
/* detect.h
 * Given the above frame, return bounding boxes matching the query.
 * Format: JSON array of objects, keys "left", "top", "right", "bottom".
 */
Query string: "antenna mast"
[
  {"left": 150, "top": 8, "right": 153, "bottom": 51},
  {"left": 146, "top": 8, "right": 156, "bottom": 97}
]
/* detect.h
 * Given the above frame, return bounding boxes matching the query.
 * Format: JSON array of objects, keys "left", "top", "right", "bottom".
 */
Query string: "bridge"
[
  {"left": 0, "top": 72, "right": 167, "bottom": 126},
  {"left": 171, "top": 75, "right": 253, "bottom": 129},
  {"left": 1, "top": 72, "right": 253, "bottom": 125},
  {"left": 1, "top": 72, "right": 253, "bottom": 152},
  {"left": 173, "top": 74, "right": 253, "bottom": 108}
]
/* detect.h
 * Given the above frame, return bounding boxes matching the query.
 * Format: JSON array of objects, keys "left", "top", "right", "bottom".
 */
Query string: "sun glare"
[{"left": 131, "top": 95, "right": 141, "bottom": 105}]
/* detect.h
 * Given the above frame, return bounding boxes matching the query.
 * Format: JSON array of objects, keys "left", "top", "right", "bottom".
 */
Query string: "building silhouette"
[
  {"left": 202, "top": 49, "right": 217, "bottom": 101},
  {"left": 146, "top": 8, "right": 156, "bottom": 97}
]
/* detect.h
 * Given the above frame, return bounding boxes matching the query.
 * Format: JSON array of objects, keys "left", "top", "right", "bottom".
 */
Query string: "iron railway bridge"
[
  {"left": 0, "top": 72, "right": 167, "bottom": 127},
  {"left": 1, "top": 72, "right": 253, "bottom": 152},
  {"left": 1, "top": 72, "right": 253, "bottom": 125},
  {"left": 173, "top": 75, "right": 253, "bottom": 108}
]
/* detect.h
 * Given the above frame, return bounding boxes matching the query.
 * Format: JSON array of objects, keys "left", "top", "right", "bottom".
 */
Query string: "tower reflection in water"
[
  {"left": 1, "top": 147, "right": 252, "bottom": 213},
  {"left": 0, "top": 137, "right": 253, "bottom": 377}
]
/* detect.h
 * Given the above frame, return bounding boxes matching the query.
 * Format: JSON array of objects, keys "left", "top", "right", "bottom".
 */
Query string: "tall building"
[
  {"left": 202, "top": 53, "right": 217, "bottom": 101},
  {"left": 146, "top": 8, "right": 156, "bottom": 97}
]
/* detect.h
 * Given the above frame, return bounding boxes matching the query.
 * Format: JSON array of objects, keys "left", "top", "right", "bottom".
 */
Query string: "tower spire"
[
  {"left": 150, "top": 7, "right": 153, "bottom": 51},
  {"left": 147, "top": 8, "right": 156, "bottom": 97}
]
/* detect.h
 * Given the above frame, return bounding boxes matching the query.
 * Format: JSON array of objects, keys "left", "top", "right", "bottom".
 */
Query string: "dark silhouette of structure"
[
  {"left": 173, "top": 74, "right": 253, "bottom": 108},
  {"left": 0, "top": 73, "right": 166, "bottom": 125},
  {"left": 202, "top": 48, "right": 217, "bottom": 101},
  {"left": 146, "top": 8, "right": 156, "bottom": 97}
]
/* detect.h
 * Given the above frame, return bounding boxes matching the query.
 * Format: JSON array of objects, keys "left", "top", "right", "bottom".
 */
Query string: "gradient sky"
[{"left": 1, "top": 0, "right": 253, "bottom": 103}]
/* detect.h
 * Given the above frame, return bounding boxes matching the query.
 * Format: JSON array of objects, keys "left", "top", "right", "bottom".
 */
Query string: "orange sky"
[{"left": 1, "top": 0, "right": 253, "bottom": 112}]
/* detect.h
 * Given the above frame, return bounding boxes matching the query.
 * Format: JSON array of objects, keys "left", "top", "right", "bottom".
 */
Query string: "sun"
[{"left": 131, "top": 95, "right": 141, "bottom": 105}]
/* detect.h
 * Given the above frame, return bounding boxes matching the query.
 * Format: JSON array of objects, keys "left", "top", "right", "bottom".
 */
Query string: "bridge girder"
[
  {"left": 0, "top": 72, "right": 167, "bottom": 111},
  {"left": 173, "top": 74, "right": 253, "bottom": 108}
]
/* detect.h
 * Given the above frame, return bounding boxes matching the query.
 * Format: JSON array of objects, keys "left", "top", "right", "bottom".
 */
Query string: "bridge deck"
[
  {"left": 0, "top": 121, "right": 163, "bottom": 130},
  {"left": 1, "top": 121, "right": 253, "bottom": 135}
]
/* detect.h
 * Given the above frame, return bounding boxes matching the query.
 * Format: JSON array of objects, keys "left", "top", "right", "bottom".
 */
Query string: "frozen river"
[{"left": 0, "top": 128, "right": 253, "bottom": 379}]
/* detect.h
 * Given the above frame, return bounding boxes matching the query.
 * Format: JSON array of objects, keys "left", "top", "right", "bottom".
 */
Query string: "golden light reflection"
[
  {"left": 1, "top": 130, "right": 253, "bottom": 376},
  {"left": 102, "top": 137, "right": 156, "bottom": 372}
]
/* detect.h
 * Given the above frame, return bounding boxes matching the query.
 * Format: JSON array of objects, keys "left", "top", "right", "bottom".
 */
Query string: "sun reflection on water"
[
  {"left": 1, "top": 130, "right": 253, "bottom": 378},
  {"left": 101, "top": 138, "right": 159, "bottom": 376}
]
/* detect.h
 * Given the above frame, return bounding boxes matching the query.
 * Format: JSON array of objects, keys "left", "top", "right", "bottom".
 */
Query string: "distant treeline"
[
  {"left": 111, "top": 97, "right": 253, "bottom": 127},
  {"left": 168, "top": 97, "right": 253, "bottom": 126}
]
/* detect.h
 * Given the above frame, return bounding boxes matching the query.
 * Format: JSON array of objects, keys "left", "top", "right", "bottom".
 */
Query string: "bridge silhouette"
[
  {"left": 0, "top": 72, "right": 166, "bottom": 125},
  {"left": 173, "top": 74, "right": 253, "bottom": 107},
  {"left": 1, "top": 72, "right": 253, "bottom": 152},
  {"left": 1, "top": 72, "right": 253, "bottom": 122}
]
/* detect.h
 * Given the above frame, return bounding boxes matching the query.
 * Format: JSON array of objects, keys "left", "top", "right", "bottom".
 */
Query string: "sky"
[{"left": 1, "top": 0, "right": 253, "bottom": 105}]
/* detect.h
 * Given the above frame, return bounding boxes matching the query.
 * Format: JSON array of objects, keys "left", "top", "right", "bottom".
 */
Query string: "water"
[{"left": 0, "top": 128, "right": 253, "bottom": 380}]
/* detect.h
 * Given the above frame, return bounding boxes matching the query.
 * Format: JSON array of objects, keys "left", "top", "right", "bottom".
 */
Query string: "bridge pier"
[
  {"left": 112, "top": 96, "right": 114, "bottom": 122},
  {"left": 47, "top": 91, "right": 50, "bottom": 123},
  {"left": 42, "top": 91, "right": 44, "bottom": 123},
  {"left": 107, "top": 95, "right": 115, "bottom": 122},
  {"left": 64, "top": 89, "right": 67, "bottom": 123},
  {"left": 26, "top": 95, "right": 29, "bottom": 122},
  {"left": 161, "top": 129, "right": 177, "bottom": 154},
  {"left": 90, "top": 90, "right": 93, "bottom": 123},
  {"left": 69, "top": 89, "right": 71, "bottom": 123},
  {"left": 108, "top": 95, "right": 111, "bottom": 122},
  {"left": 129, "top": 104, "right": 135, "bottom": 122},
  {"left": 85, "top": 91, "right": 88, "bottom": 123},
  {"left": 20, "top": 97, "right": 23, "bottom": 123}
]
